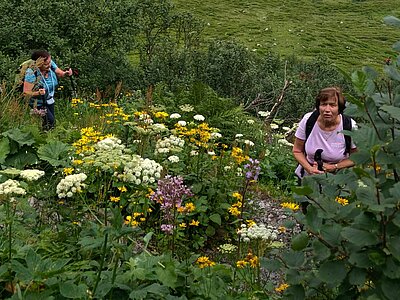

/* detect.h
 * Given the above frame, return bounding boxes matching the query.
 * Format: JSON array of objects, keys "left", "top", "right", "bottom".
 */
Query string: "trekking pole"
[{"left": 314, "top": 149, "right": 324, "bottom": 193}]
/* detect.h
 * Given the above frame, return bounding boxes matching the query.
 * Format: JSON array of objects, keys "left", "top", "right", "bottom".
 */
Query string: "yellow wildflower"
[
  {"left": 196, "top": 256, "right": 216, "bottom": 268},
  {"left": 177, "top": 207, "right": 185, "bottom": 213},
  {"left": 63, "top": 168, "right": 74, "bottom": 175},
  {"left": 246, "top": 219, "right": 256, "bottom": 227},
  {"left": 229, "top": 206, "right": 241, "bottom": 217},
  {"left": 179, "top": 223, "right": 187, "bottom": 228},
  {"left": 335, "top": 196, "right": 349, "bottom": 206},
  {"left": 118, "top": 186, "right": 127, "bottom": 192},
  {"left": 110, "top": 196, "right": 120, "bottom": 203},
  {"left": 280, "top": 202, "right": 300, "bottom": 211},
  {"left": 189, "top": 220, "right": 200, "bottom": 226},
  {"left": 249, "top": 256, "right": 259, "bottom": 268},
  {"left": 184, "top": 202, "right": 196, "bottom": 212},
  {"left": 275, "top": 283, "right": 290, "bottom": 293},
  {"left": 236, "top": 260, "right": 248, "bottom": 268},
  {"left": 278, "top": 226, "right": 286, "bottom": 233},
  {"left": 232, "top": 192, "right": 243, "bottom": 200}
]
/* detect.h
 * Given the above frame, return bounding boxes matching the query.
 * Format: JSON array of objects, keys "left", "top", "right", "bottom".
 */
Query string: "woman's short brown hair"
[{"left": 315, "top": 86, "right": 346, "bottom": 114}]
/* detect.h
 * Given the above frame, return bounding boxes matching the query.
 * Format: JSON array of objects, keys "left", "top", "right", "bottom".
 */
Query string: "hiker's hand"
[
  {"left": 309, "top": 162, "right": 324, "bottom": 175},
  {"left": 323, "top": 163, "right": 337, "bottom": 173},
  {"left": 64, "top": 68, "right": 73, "bottom": 77},
  {"left": 38, "top": 88, "right": 46, "bottom": 96}
]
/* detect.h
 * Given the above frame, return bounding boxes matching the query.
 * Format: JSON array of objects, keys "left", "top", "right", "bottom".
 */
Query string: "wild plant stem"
[{"left": 93, "top": 232, "right": 109, "bottom": 297}]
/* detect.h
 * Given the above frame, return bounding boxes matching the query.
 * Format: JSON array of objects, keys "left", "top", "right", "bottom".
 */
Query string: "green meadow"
[{"left": 173, "top": 0, "right": 400, "bottom": 71}]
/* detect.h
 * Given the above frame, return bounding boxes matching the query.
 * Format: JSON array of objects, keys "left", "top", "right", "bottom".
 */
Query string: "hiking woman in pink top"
[{"left": 292, "top": 87, "right": 357, "bottom": 180}]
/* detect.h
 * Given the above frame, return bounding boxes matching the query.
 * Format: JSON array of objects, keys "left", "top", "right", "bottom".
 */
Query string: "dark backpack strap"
[
  {"left": 300, "top": 110, "right": 319, "bottom": 177},
  {"left": 342, "top": 114, "right": 352, "bottom": 155},
  {"left": 305, "top": 110, "right": 320, "bottom": 140}
]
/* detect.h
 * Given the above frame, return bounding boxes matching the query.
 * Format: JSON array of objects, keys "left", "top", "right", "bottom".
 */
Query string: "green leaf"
[
  {"left": 381, "top": 279, "right": 400, "bottom": 300},
  {"left": 320, "top": 223, "right": 342, "bottom": 246},
  {"left": 37, "top": 141, "right": 71, "bottom": 167},
  {"left": 59, "top": 281, "right": 88, "bottom": 298},
  {"left": 191, "top": 183, "right": 202, "bottom": 193},
  {"left": 155, "top": 264, "right": 177, "bottom": 288},
  {"left": 348, "top": 267, "right": 366, "bottom": 286},
  {"left": 387, "top": 236, "right": 400, "bottom": 261},
  {"left": 205, "top": 225, "right": 215, "bottom": 236},
  {"left": 291, "top": 185, "right": 313, "bottom": 196},
  {"left": 0, "top": 137, "right": 10, "bottom": 164},
  {"left": 318, "top": 261, "right": 347, "bottom": 285},
  {"left": 291, "top": 232, "right": 309, "bottom": 251},
  {"left": 209, "top": 213, "right": 221, "bottom": 225},
  {"left": 312, "top": 239, "right": 331, "bottom": 261},
  {"left": 285, "top": 284, "right": 305, "bottom": 300},
  {"left": 341, "top": 228, "right": 379, "bottom": 246},
  {"left": 381, "top": 105, "right": 400, "bottom": 122},
  {"left": 2, "top": 128, "right": 36, "bottom": 147},
  {"left": 384, "top": 66, "right": 400, "bottom": 82},
  {"left": 282, "top": 251, "right": 305, "bottom": 268},
  {"left": 349, "top": 252, "right": 373, "bottom": 268},
  {"left": 5, "top": 152, "right": 38, "bottom": 169},
  {"left": 383, "top": 257, "right": 400, "bottom": 279}
]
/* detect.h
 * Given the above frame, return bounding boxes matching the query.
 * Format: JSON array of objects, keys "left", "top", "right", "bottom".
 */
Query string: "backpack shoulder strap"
[
  {"left": 305, "top": 110, "right": 320, "bottom": 140},
  {"left": 300, "top": 110, "right": 319, "bottom": 177},
  {"left": 342, "top": 114, "right": 352, "bottom": 155}
]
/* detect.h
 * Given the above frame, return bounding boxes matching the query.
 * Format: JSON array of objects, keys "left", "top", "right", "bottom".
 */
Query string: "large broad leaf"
[
  {"left": 381, "top": 105, "right": 400, "bottom": 122},
  {"left": 282, "top": 251, "right": 305, "bottom": 268},
  {"left": 5, "top": 152, "right": 38, "bottom": 169},
  {"left": 59, "top": 281, "right": 88, "bottom": 298},
  {"left": 384, "top": 65, "right": 400, "bottom": 82},
  {"left": 348, "top": 267, "right": 367, "bottom": 286},
  {"left": 318, "top": 261, "right": 347, "bottom": 285},
  {"left": 2, "top": 128, "right": 35, "bottom": 146},
  {"left": 312, "top": 239, "right": 331, "bottom": 261},
  {"left": 0, "top": 137, "right": 10, "bottom": 164},
  {"left": 37, "top": 140, "right": 71, "bottom": 167},
  {"left": 387, "top": 236, "right": 400, "bottom": 261},
  {"left": 341, "top": 228, "right": 379, "bottom": 246},
  {"left": 381, "top": 279, "right": 400, "bottom": 300},
  {"left": 320, "top": 223, "right": 342, "bottom": 246},
  {"left": 209, "top": 213, "right": 221, "bottom": 225},
  {"left": 291, "top": 232, "right": 309, "bottom": 251}
]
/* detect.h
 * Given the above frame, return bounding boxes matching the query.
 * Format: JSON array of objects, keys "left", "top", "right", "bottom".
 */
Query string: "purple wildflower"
[
  {"left": 151, "top": 175, "right": 193, "bottom": 234},
  {"left": 161, "top": 224, "right": 174, "bottom": 234},
  {"left": 244, "top": 158, "right": 261, "bottom": 181},
  {"left": 30, "top": 108, "right": 47, "bottom": 117}
]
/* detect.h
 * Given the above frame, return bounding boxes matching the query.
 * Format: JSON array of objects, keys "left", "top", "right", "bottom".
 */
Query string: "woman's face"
[
  {"left": 38, "top": 56, "right": 51, "bottom": 72},
  {"left": 319, "top": 96, "right": 339, "bottom": 123}
]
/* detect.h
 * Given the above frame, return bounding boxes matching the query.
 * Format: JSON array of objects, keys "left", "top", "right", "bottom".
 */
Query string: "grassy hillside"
[{"left": 173, "top": 0, "right": 400, "bottom": 71}]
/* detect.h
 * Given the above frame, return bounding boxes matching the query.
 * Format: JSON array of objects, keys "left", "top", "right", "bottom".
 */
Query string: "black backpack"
[{"left": 300, "top": 110, "right": 352, "bottom": 177}]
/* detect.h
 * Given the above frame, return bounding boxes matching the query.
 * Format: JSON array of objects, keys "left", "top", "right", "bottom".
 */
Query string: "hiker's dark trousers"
[{"left": 43, "top": 103, "right": 55, "bottom": 130}]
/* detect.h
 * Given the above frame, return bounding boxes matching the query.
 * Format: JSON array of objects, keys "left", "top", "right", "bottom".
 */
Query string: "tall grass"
[{"left": 173, "top": 0, "right": 400, "bottom": 71}]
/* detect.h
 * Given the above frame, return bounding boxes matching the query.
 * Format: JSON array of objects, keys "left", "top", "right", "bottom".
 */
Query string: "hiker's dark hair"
[
  {"left": 31, "top": 50, "right": 50, "bottom": 61},
  {"left": 315, "top": 86, "right": 346, "bottom": 114}
]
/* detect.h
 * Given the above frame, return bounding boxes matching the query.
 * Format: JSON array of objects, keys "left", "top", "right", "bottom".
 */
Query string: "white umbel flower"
[
  {"left": 170, "top": 113, "right": 181, "bottom": 119},
  {"left": 20, "top": 169, "right": 45, "bottom": 181},
  {"left": 56, "top": 173, "right": 87, "bottom": 198},
  {"left": 193, "top": 114, "right": 205, "bottom": 121},
  {"left": 0, "top": 179, "right": 26, "bottom": 195},
  {"left": 168, "top": 155, "right": 180, "bottom": 163}
]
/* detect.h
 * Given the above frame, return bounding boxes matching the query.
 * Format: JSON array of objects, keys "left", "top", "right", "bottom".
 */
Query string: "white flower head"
[
  {"left": 193, "top": 114, "right": 205, "bottom": 121},
  {"left": 244, "top": 140, "right": 254, "bottom": 147},
  {"left": 0, "top": 179, "right": 26, "bottom": 195},
  {"left": 170, "top": 113, "right": 181, "bottom": 119},
  {"left": 270, "top": 123, "right": 279, "bottom": 130},
  {"left": 179, "top": 104, "right": 194, "bottom": 112},
  {"left": 210, "top": 132, "right": 222, "bottom": 139},
  {"left": 247, "top": 119, "right": 255, "bottom": 124},
  {"left": 177, "top": 120, "right": 187, "bottom": 127},
  {"left": 235, "top": 134, "right": 243, "bottom": 138},
  {"left": 20, "top": 169, "right": 45, "bottom": 181},
  {"left": 258, "top": 111, "right": 270, "bottom": 117},
  {"left": 207, "top": 151, "right": 216, "bottom": 156},
  {"left": 190, "top": 150, "right": 199, "bottom": 156},
  {"left": 168, "top": 155, "right": 180, "bottom": 163}
]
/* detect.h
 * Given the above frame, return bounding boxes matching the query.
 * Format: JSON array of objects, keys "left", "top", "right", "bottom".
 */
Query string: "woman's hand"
[
  {"left": 307, "top": 162, "right": 325, "bottom": 175},
  {"left": 64, "top": 68, "right": 73, "bottom": 77},
  {"left": 38, "top": 88, "right": 46, "bottom": 96},
  {"left": 322, "top": 162, "right": 338, "bottom": 173}
]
